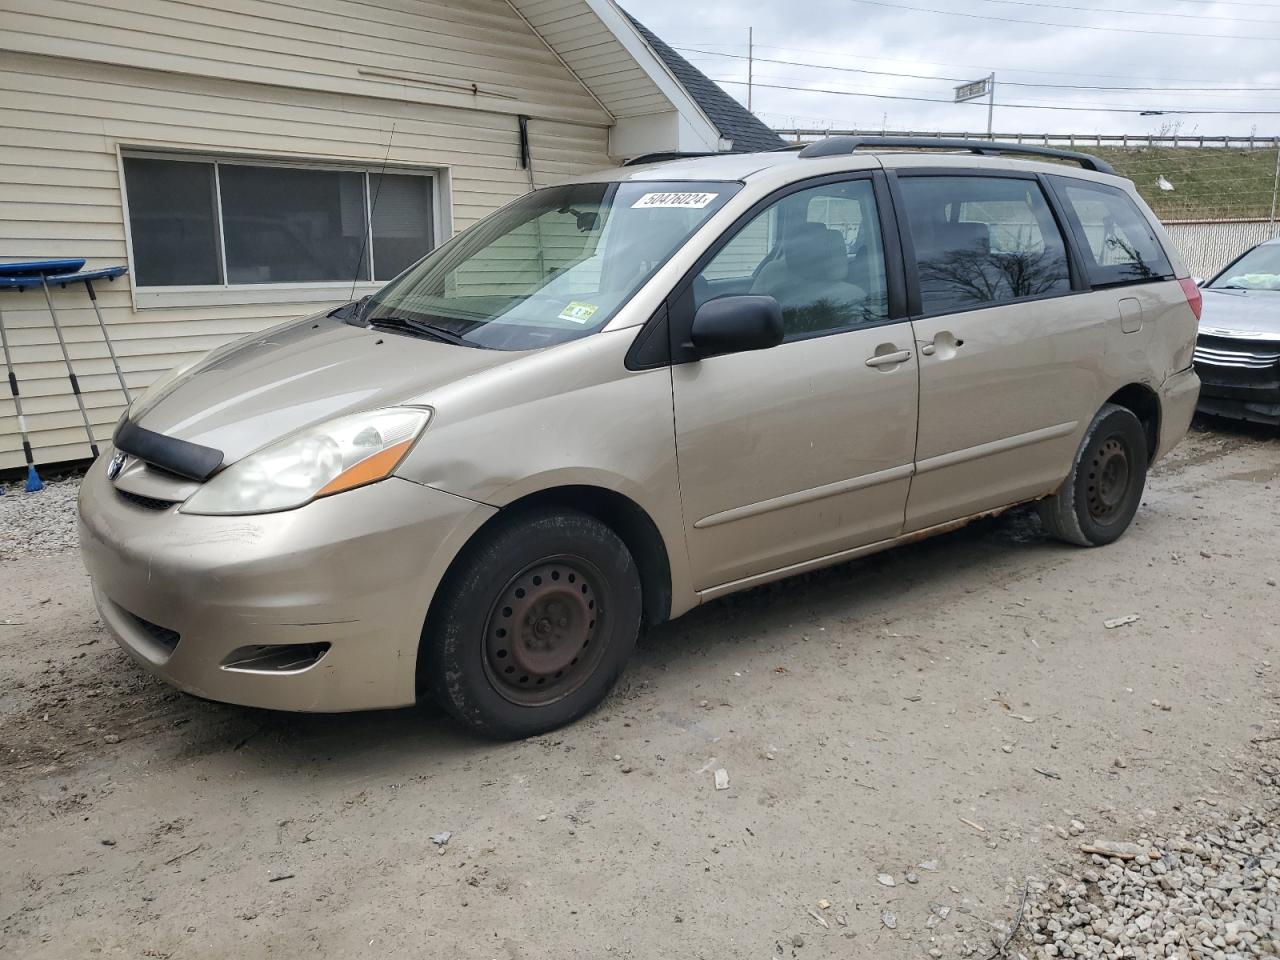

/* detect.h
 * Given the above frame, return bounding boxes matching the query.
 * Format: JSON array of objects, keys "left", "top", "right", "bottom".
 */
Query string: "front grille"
[
  {"left": 116, "top": 489, "right": 178, "bottom": 511},
  {"left": 1194, "top": 336, "right": 1280, "bottom": 369},
  {"left": 125, "top": 611, "right": 181, "bottom": 653}
]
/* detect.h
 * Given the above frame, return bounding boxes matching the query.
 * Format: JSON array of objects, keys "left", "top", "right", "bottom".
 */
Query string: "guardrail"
[{"left": 772, "top": 130, "right": 1280, "bottom": 149}]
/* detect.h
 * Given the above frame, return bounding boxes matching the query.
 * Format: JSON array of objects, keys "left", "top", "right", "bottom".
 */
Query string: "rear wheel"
[
  {"left": 420, "top": 508, "right": 641, "bottom": 739},
  {"left": 1038, "top": 403, "right": 1148, "bottom": 547}
]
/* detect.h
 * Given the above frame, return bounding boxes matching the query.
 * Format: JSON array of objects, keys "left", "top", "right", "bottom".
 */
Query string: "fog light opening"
[{"left": 219, "top": 643, "right": 331, "bottom": 674}]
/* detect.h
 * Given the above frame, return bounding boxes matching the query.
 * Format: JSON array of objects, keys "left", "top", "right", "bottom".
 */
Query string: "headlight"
[
  {"left": 128, "top": 355, "right": 204, "bottom": 421},
  {"left": 180, "top": 407, "right": 431, "bottom": 515}
]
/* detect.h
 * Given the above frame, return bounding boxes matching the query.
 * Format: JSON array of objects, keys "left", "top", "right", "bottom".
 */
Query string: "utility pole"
[
  {"left": 987, "top": 72, "right": 996, "bottom": 139},
  {"left": 747, "top": 27, "right": 754, "bottom": 112}
]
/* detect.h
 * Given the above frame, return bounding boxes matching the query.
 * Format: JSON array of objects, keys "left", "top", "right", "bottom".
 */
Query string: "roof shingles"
[{"left": 624, "top": 12, "right": 784, "bottom": 154}]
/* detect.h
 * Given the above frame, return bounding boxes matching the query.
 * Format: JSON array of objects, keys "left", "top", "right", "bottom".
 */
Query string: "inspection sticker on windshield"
[
  {"left": 631, "top": 192, "right": 718, "bottom": 209},
  {"left": 558, "top": 301, "right": 599, "bottom": 324}
]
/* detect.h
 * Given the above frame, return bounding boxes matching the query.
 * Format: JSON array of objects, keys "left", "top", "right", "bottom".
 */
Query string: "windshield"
[
  {"left": 1209, "top": 244, "right": 1280, "bottom": 291},
  {"left": 359, "top": 180, "right": 741, "bottom": 350}
]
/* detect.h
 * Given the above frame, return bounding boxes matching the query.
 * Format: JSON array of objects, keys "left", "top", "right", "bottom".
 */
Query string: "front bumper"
[
  {"left": 78, "top": 453, "right": 495, "bottom": 712},
  {"left": 1194, "top": 335, "right": 1280, "bottom": 425}
]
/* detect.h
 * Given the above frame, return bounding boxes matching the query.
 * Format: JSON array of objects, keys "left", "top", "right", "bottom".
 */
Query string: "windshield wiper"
[{"left": 365, "top": 314, "right": 476, "bottom": 347}]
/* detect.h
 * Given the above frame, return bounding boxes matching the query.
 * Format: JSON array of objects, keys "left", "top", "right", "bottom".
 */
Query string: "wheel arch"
[
  {"left": 424, "top": 484, "right": 673, "bottom": 644},
  {"left": 1105, "top": 383, "right": 1161, "bottom": 465}
]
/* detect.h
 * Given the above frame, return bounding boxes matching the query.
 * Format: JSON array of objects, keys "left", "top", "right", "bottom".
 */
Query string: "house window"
[{"left": 122, "top": 155, "right": 436, "bottom": 288}]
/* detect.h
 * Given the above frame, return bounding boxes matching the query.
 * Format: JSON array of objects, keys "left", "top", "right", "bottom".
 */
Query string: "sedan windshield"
[
  {"left": 359, "top": 180, "right": 741, "bottom": 350},
  {"left": 1210, "top": 244, "right": 1280, "bottom": 291}
]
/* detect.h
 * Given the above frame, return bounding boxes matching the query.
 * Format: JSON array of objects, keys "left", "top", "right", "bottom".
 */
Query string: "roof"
[{"left": 622, "top": 13, "right": 785, "bottom": 154}]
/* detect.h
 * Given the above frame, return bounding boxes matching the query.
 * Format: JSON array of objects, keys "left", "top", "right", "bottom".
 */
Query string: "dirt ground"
[{"left": 1, "top": 419, "right": 1277, "bottom": 960}]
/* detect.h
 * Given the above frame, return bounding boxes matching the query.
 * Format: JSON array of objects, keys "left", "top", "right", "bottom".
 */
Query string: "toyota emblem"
[{"left": 106, "top": 451, "right": 127, "bottom": 481}]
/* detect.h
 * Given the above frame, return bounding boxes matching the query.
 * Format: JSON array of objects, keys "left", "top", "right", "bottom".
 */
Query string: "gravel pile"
[
  {"left": 0, "top": 474, "right": 83, "bottom": 561},
  {"left": 1020, "top": 763, "right": 1280, "bottom": 958}
]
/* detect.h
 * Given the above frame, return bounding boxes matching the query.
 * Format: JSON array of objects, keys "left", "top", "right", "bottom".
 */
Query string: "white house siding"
[{"left": 0, "top": 0, "right": 616, "bottom": 470}]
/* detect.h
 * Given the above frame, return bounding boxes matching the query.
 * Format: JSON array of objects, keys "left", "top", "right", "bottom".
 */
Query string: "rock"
[
  {"left": 906, "top": 872, "right": 919, "bottom": 884},
  {"left": 713, "top": 768, "right": 729, "bottom": 791},
  {"left": 882, "top": 911, "right": 897, "bottom": 930},
  {"left": 430, "top": 831, "right": 451, "bottom": 846},
  {"left": 1080, "top": 840, "right": 1152, "bottom": 860},
  {"left": 877, "top": 873, "right": 896, "bottom": 886},
  {"left": 1104, "top": 614, "right": 1141, "bottom": 629}
]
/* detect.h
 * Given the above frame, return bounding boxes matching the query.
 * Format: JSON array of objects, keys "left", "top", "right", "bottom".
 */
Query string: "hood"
[
  {"left": 1199, "top": 287, "right": 1280, "bottom": 341},
  {"left": 135, "top": 315, "right": 517, "bottom": 464}
]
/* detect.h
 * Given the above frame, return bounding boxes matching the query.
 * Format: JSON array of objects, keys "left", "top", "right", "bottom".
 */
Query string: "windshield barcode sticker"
[{"left": 632, "top": 192, "right": 718, "bottom": 209}]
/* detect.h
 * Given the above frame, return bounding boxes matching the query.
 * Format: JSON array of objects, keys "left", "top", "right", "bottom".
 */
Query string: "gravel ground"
[
  {"left": 1018, "top": 774, "right": 1280, "bottom": 958},
  {"left": 1, "top": 423, "right": 1277, "bottom": 959},
  {"left": 0, "top": 474, "right": 82, "bottom": 562}
]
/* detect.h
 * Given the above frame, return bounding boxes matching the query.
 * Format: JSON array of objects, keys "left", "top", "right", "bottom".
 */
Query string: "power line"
[
  {"left": 709, "top": 76, "right": 1280, "bottom": 114},
  {"left": 972, "top": 0, "right": 1278, "bottom": 24},
  {"left": 676, "top": 45, "right": 1280, "bottom": 93},
  {"left": 847, "top": 0, "right": 1280, "bottom": 40},
  {"left": 672, "top": 36, "right": 1280, "bottom": 86}
]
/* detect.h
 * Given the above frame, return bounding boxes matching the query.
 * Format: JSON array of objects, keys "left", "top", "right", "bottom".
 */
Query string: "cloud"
[{"left": 627, "top": 0, "right": 1280, "bottom": 135}]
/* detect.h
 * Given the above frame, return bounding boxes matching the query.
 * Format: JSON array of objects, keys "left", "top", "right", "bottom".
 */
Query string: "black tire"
[
  {"left": 1038, "top": 403, "right": 1148, "bottom": 547},
  {"left": 420, "top": 508, "right": 642, "bottom": 739}
]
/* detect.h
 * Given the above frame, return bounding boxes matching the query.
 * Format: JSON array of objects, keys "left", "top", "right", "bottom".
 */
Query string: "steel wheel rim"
[
  {"left": 482, "top": 555, "right": 608, "bottom": 707},
  {"left": 1086, "top": 434, "right": 1131, "bottom": 525}
]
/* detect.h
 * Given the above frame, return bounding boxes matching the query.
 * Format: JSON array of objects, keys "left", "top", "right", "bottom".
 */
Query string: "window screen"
[
  {"left": 370, "top": 173, "right": 436, "bottom": 281},
  {"left": 220, "top": 165, "right": 367, "bottom": 284},
  {"left": 1056, "top": 180, "right": 1173, "bottom": 286},
  {"left": 122, "top": 156, "right": 436, "bottom": 287},
  {"left": 122, "top": 158, "right": 221, "bottom": 286},
  {"left": 695, "top": 179, "right": 888, "bottom": 339},
  {"left": 899, "top": 176, "right": 1071, "bottom": 315}
]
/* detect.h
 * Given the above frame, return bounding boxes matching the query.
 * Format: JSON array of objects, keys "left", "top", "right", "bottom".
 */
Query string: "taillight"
[{"left": 1179, "top": 277, "right": 1203, "bottom": 320}]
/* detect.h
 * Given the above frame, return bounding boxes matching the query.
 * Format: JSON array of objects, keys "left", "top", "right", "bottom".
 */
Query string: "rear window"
[{"left": 1055, "top": 179, "right": 1173, "bottom": 286}]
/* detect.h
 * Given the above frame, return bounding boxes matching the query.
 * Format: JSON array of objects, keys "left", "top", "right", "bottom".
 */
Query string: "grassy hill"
[{"left": 1090, "top": 147, "right": 1278, "bottom": 222}]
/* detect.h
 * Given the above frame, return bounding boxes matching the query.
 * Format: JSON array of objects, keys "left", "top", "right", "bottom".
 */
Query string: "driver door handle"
[{"left": 865, "top": 349, "right": 912, "bottom": 368}]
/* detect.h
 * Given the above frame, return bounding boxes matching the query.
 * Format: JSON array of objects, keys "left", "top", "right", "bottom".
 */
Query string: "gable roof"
[{"left": 623, "top": 13, "right": 784, "bottom": 153}]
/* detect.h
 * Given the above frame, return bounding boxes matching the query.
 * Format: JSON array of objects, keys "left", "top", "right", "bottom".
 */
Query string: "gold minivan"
[{"left": 79, "top": 137, "right": 1202, "bottom": 738}]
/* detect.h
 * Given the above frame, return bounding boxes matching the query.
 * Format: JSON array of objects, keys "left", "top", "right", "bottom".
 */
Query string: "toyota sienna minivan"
[{"left": 79, "top": 137, "right": 1202, "bottom": 738}]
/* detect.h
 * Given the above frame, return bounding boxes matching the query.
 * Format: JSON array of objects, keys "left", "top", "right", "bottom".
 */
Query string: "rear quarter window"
[{"left": 1054, "top": 178, "right": 1173, "bottom": 286}]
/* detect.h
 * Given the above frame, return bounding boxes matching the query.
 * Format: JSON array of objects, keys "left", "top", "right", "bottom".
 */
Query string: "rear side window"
[
  {"left": 898, "top": 176, "right": 1071, "bottom": 315},
  {"left": 1055, "top": 179, "right": 1172, "bottom": 286}
]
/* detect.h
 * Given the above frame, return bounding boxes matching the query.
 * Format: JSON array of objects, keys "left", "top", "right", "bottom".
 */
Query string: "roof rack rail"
[
  {"left": 623, "top": 151, "right": 720, "bottom": 166},
  {"left": 795, "top": 136, "right": 1115, "bottom": 174}
]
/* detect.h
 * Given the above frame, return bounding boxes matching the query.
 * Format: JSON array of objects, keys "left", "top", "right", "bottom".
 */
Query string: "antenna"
[{"left": 350, "top": 121, "right": 397, "bottom": 304}]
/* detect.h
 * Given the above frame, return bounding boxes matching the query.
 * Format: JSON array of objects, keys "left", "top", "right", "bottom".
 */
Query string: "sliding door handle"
[{"left": 865, "top": 349, "right": 912, "bottom": 368}]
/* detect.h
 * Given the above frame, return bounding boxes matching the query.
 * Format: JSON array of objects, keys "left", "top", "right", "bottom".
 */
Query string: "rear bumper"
[
  {"left": 1155, "top": 366, "right": 1201, "bottom": 460},
  {"left": 78, "top": 451, "right": 495, "bottom": 712}
]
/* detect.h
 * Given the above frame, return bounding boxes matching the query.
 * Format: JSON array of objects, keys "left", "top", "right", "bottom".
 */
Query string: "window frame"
[
  {"left": 650, "top": 170, "right": 907, "bottom": 368},
  {"left": 886, "top": 168, "right": 1087, "bottom": 321},
  {"left": 1043, "top": 174, "right": 1175, "bottom": 290},
  {"left": 117, "top": 147, "right": 444, "bottom": 310}
]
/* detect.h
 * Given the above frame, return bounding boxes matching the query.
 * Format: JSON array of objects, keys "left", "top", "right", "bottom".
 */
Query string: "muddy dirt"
[{"left": 1, "top": 419, "right": 1277, "bottom": 959}]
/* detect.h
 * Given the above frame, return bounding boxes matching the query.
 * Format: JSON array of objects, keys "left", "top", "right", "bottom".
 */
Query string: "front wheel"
[
  {"left": 420, "top": 508, "right": 642, "bottom": 739},
  {"left": 1038, "top": 403, "right": 1148, "bottom": 547}
]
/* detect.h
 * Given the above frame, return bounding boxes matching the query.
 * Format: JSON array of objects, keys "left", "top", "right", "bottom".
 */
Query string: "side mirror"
[
  {"left": 1193, "top": 277, "right": 1205, "bottom": 287},
  {"left": 691, "top": 295, "right": 784, "bottom": 359}
]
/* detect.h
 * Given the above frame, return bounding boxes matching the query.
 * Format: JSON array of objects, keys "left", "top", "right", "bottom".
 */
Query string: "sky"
[{"left": 626, "top": 0, "right": 1280, "bottom": 137}]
